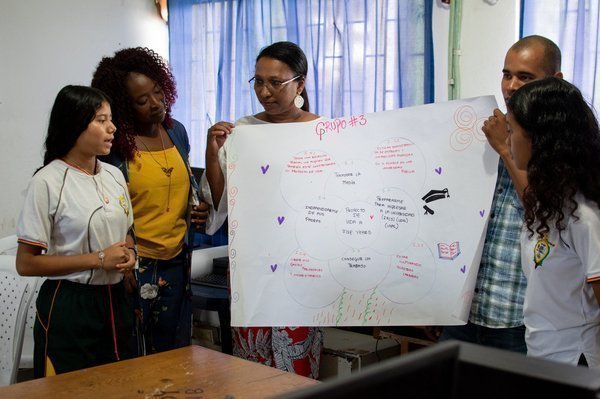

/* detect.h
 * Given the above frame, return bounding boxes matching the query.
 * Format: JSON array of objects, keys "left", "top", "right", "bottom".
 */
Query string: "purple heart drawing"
[
  {"left": 460, "top": 265, "right": 466, "bottom": 273},
  {"left": 435, "top": 167, "right": 442, "bottom": 175},
  {"left": 277, "top": 216, "right": 285, "bottom": 225},
  {"left": 270, "top": 264, "right": 278, "bottom": 272},
  {"left": 479, "top": 210, "right": 485, "bottom": 217},
  {"left": 261, "top": 164, "right": 270, "bottom": 174}
]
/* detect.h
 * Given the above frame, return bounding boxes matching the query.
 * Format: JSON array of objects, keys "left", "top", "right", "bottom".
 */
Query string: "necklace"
[
  {"left": 63, "top": 158, "right": 109, "bottom": 204},
  {"left": 63, "top": 158, "right": 96, "bottom": 175},
  {"left": 94, "top": 173, "right": 110, "bottom": 205},
  {"left": 137, "top": 133, "right": 174, "bottom": 177},
  {"left": 137, "top": 132, "right": 172, "bottom": 212}
]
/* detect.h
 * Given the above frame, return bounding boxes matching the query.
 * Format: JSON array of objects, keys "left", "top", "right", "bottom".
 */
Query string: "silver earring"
[{"left": 294, "top": 94, "right": 304, "bottom": 109}]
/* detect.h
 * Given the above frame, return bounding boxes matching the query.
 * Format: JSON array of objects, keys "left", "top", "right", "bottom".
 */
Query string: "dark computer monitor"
[{"left": 279, "top": 340, "right": 600, "bottom": 399}]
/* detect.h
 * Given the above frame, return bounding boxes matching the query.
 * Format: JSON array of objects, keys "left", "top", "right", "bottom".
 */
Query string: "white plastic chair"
[
  {"left": 0, "top": 255, "right": 34, "bottom": 386},
  {"left": 18, "top": 276, "right": 43, "bottom": 370},
  {"left": 0, "top": 236, "right": 41, "bottom": 369}
]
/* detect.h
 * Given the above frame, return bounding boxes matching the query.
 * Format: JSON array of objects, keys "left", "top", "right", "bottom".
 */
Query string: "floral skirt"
[{"left": 232, "top": 326, "right": 323, "bottom": 379}]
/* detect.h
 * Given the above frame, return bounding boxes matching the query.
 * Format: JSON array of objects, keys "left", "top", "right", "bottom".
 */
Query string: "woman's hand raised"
[{"left": 206, "top": 121, "right": 235, "bottom": 157}]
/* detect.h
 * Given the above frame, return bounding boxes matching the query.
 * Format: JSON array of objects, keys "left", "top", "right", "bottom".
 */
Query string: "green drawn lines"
[
  {"left": 336, "top": 288, "right": 347, "bottom": 326},
  {"left": 362, "top": 288, "right": 377, "bottom": 325},
  {"left": 335, "top": 288, "right": 377, "bottom": 325}
]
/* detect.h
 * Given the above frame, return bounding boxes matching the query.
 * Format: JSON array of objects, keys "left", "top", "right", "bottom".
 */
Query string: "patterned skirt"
[{"left": 232, "top": 326, "right": 323, "bottom": 379}]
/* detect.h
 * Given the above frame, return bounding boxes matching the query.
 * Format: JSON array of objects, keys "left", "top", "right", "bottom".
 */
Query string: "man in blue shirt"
[{"left": 438, "top": 36, "right": 563, "bottom": 352}]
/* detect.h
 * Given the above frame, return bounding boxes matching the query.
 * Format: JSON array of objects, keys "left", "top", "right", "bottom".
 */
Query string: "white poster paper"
[{"left": 226, "top": 96, "right": 499, "bottom": 326}]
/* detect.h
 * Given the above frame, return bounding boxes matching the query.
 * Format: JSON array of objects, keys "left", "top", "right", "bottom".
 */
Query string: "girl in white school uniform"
[
  {"left": 504, "top": 76, "right": 600, "bottom": 368},
  {"left": 16, "top": 85, "right": 137, "bottom": 377}
]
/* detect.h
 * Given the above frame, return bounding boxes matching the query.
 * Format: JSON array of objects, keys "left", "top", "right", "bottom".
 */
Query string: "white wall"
[
  {"left": 433, "top": 0, "right": 519, "bottom": 106},
  {"left": 459, "top": 0, "right": 519, "bottom": 107},
  {"left": 0, "top": 0, "right": 168, "bottom": 237},
  {"left": 0, "top": 0, "right": 519, "bottom": 239}
]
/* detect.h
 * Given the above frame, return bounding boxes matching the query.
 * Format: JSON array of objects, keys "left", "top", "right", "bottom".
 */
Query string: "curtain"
[
  {"left": 521, "top": 0, "right": 600, "bottom": 112},
  {"left": 168, "top": 0, "right": 434, "bottom": 167}
]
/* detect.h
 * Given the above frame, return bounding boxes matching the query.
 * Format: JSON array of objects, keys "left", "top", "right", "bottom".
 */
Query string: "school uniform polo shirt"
[
  {"left": 17, "top": 160, "right": 133, "bottom": 285},
  {"left": 521, "top": 195, "right": 600, "bottom": 368}
]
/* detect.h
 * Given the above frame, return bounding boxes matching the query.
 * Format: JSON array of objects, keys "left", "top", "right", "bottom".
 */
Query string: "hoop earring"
[{"left": 294, "top": 95, "right": 304, "bottom": 109}]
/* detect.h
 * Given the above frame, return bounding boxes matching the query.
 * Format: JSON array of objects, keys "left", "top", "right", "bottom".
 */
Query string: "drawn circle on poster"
[
  {"left": 329, "top": 248, "right": 390, "bottom": 291},
  {"left": 283, "top": 249, "right": 343, "bottom": 308},
  {"left": 450, "top": 128, "right": 473, "bottom": 151},
  {"left": 378, "top": 240, "right": 436, "bottom": 304},
  {"left": 336, "top": 201, "right": 380, "bottom": 248},
  {"left": 324, "top": 160, "right": 382, "bottom": 201},
  {"left": 296, "top": 196, "right": 348, "bottom": 260},
  {"left": 281, "top": 150, "right": 337, "bottom": 210},
  {"left": 454, "top": 105, "right": 477, "bottom": 129},
  {"left": 368, "top": 187, "right": 420, "bottom": 255},
  {"left": 372, "top": 137, "right": 426, "bottom": 193}
]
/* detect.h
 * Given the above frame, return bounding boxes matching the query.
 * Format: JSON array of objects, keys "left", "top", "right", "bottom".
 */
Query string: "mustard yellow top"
[{"left": 128, "top": 146, "right": 189, "bottom": 260}]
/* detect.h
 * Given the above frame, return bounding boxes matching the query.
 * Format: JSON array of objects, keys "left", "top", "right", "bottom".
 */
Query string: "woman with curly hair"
[
  {"left": 91, "top": 47, "right": 208, "bottom": 353},
  {"left": 506, "top": 76, "right": 600, "bottom": 368}
]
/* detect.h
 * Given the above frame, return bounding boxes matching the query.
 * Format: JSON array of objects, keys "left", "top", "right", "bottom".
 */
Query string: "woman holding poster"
[{"left": 202, "top": 41, "right": 323, "bottom": 378}]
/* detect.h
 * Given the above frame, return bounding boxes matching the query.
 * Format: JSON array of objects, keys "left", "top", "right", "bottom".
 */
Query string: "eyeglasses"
[{"left": 248, "top": 75, "right": 302, "bottom": 92}]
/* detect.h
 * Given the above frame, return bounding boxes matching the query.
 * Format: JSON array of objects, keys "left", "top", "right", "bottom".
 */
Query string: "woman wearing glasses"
[{"left": 202, "top": 41, "right": 323, "bottom": 378}]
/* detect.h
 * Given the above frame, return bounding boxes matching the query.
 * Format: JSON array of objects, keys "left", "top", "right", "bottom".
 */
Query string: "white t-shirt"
[
  {"left": 17, "top": 159, "right": 134, "bottom": 284},
  {"left": 521, "top": 194, "right": 600, "bottom": 368}
]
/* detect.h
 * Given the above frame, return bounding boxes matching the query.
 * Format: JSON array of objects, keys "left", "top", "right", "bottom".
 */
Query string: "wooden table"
[{"left": 0, "top": 345, "right": 319, "bottom": 399}]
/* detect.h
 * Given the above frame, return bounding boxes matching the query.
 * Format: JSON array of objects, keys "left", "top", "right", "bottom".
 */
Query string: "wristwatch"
[{"left": 98, "top": 250, "right": 105, "bottom": 270}]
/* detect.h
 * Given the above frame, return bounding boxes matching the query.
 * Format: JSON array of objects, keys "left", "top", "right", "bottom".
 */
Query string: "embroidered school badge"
[
  {"left": 119, "top": 195, "right": 130, "bottom": 216},
  {"left": 533, "top": 235, "right": 554, "bottom": 269}
]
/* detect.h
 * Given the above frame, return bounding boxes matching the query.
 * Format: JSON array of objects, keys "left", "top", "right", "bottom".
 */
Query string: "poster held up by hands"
[{"left": 226, "top": 96, "right": 499, "bottom": 327}]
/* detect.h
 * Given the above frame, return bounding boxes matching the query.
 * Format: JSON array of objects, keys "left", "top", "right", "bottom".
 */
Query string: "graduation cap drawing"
[{"left": 422, "top": 188, "right": 450, "bottom": 215}]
